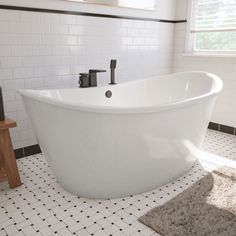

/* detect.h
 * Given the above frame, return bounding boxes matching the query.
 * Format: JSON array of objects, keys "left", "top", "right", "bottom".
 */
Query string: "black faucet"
[
  {"left": 79, "top": 70, "right": 106, "bottom": 88},
  {"left": 109, "top": 60, "right": 117, "bottom": 85},
  {"left": 79, "top": 60, "right": 117, "bottom": 88}
]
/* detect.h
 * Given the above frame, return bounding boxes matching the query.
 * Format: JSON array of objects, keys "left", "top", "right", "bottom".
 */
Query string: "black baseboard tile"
[
  {"left": 14, "top": 144, "right": 41, "bottom": 159},
  {"left": 24, "top": 144, "right": 42, "bottom": 157},
  {"left": 219, "top": 124, "right": 235, "bottom": 135},
  {"left": 208, "top": 122, "right": 236, "bottom": 135},
  {"left": 208, "top": 122, "right": 219, "bottom": 131},
  {"left": 14, "top": 148, "right": 24, "bottom": 159}
]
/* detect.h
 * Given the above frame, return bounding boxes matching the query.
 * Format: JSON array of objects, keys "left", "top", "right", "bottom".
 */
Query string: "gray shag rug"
[{"left": 139, "top": 167, "right": 236, "bottom": 236}]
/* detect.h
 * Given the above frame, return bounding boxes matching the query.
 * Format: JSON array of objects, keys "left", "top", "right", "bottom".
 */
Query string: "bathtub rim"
[{"left": 19, "top": 71, "right": 223, "bottom": 114}]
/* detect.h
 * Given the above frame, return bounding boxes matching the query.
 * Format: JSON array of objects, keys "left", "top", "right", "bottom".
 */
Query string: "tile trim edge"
[
  {"left": 208, "top": 122, "right": 236, "bottom": 135},
  {"left": 14, "top": 144, "right": 41, "bottom": 159},
  {"left": 0, "top": 5, "right": 187, "bottom": 24}
]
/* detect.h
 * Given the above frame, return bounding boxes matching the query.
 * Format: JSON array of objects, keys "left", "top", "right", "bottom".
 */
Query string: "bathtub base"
[{"left": 56, "top": 158, "right": 197, "bottom": 199}]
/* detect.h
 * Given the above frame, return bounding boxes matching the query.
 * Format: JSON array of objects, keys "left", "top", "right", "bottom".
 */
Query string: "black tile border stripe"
[
  {"left": 14, "top": 144, "right": 41, "bottom": 159},
  {"left": 208, "top": 122, "right": 219, "bottom": 131},
  {"left": 0, "top": 5, "right": 187, "bottom": 24},
  {"left": 208, "top": 122, "right": 236, "bottom": 135},
  {"left": 219, "top": 124, "right": 235, "bottom": 135}
]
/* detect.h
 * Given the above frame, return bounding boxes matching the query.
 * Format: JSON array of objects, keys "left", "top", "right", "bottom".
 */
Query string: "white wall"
[
  {"left": 174, "top": 0, "right": 236, "bottom": 128},
  {"left": 0, "top": 0, "right": 176, "bottom": 149}
]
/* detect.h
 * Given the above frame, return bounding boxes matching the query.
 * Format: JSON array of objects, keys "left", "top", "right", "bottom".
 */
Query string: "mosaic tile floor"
[
  {"left": 203, "top": 129, "right": 236, "bottom": 161},
  {"left": 0, "top": 130, "right": 236, "bottom": 236}
]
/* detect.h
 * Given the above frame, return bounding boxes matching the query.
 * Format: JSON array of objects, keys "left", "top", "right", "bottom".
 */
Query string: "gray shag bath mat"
[{"left": 139, "top": 167, "right": 236, "bottom": 236}]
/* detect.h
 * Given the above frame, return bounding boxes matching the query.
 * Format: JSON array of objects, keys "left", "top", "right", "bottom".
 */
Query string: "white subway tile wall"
[
  {"left": 173, "top": 22, "right": 236, "bottom": 128},
  {"left": 0, "top": 9, "right": 175, "bottom": 149}
]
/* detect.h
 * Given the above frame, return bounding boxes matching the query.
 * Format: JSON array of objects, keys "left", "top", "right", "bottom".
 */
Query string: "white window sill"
[{"left": 182, "top": 53, "right": 236, "bottom": 58}]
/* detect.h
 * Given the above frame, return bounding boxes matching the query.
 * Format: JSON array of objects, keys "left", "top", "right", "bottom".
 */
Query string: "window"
[{"left": 186, "top": 0, "right": 236, "bottom": 54}]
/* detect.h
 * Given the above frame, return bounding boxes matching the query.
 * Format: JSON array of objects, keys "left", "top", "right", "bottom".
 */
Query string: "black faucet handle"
[
  {"left": 79, "top": 73, "right": 90, "bottom": 88},
  {"left": 110, "top": 60, "right": 117, "bottom": 69},
  {"left": 89, "top": 69, "right": 106, "bottom": 73}
]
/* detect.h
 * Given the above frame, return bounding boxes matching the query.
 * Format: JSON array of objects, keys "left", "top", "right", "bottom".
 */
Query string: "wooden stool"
[{"left": 0, "top": 119, "right": 21, "bottom": 188}]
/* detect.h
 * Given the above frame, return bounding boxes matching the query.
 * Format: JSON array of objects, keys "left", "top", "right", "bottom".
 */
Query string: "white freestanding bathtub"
[{"left": 19, "top": 72, "right": 223, "bottom": 199}]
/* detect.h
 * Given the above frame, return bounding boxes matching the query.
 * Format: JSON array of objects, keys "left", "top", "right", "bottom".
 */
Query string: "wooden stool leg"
[
  {"left": 0, "top": 151, "right": 8, "bottom": 182},
  {"left": 0, "top": 129, "right": 21, "bottom": 188},
  {"left": 0, "top": 150, "right": 3, "bottom": 167}
]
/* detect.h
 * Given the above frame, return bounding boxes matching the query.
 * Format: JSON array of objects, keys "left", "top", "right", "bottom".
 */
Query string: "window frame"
[{"left": 185, "top": 0, "right": 236, "bottom": 56}]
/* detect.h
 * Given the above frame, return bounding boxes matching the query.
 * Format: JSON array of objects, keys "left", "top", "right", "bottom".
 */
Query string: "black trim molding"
[
  {"left": 14, "top": 144, "right": 41, "bottom": 159},
  {"left": 208, "top": 122, "right": 236, "bottom": 135},
  {"left": 0, "top": 5, "right": 187, "bottom": 24}
]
